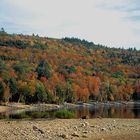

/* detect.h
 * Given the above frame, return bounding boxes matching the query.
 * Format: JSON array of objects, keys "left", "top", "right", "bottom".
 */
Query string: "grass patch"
[
  {"left": 10, "top": 112, "right": 49, "bottom": 119},
  {"left": 0, "top": 115, "right": 6, "bottom": 119},
  {"left": 55, "top": 109, "right": 74, "bottom": 119},
  {"left": 11, "top": 112, "right": 29, "bottom": 119},
  {"left": 30, "top": 112, "right": 49, "bottom": 118}
]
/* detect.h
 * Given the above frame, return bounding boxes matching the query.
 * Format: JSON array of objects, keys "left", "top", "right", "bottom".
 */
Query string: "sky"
[{"left": 0, "top": 0, "right": 140, "bottom": 49}]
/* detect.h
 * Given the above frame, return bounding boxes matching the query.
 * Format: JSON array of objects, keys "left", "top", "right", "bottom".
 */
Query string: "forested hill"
[{"left": 0, "top": 30, "right": 140, "bottom": 103}]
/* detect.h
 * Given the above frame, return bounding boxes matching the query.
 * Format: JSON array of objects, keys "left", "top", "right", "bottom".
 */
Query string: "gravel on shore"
[{"left": 0, "top": 119, "right": 139, "bottom": 140}]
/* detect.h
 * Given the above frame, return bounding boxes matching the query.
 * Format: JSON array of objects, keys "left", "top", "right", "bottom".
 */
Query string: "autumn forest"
[{"left": 0, "top": 28, "right": 140, "bottom": 104}]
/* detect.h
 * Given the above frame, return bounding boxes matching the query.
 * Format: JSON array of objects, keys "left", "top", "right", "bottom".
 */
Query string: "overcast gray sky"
[{"left": 0, "top": 0, "right": 140, "bottom": 49}]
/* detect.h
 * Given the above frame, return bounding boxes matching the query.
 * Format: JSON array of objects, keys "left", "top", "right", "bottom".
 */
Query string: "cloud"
[
  {"left": 97, "top": 0, "right": 140, "bottom": 12},
  {"left": 128, "top": 15, "right": 140, "bottom": 21},
  {"left": 0, "top": 0, "right": 140, "bottom": 49}
]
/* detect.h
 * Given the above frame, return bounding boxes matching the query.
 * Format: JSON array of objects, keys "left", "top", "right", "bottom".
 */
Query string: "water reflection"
[
  {"left": 133, "top": 103, "right": 140, "bottom": 118},
  {"left": 70, "top": 103, "right": 140, "bottom": 118},
  {"left": 0, "top": 102, "right": 140, "bottom": 119}
]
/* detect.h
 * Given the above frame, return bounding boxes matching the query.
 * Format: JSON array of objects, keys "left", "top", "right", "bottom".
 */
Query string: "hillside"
[{"left": 0, "top": 30, "right": 140, "bottom": 103}]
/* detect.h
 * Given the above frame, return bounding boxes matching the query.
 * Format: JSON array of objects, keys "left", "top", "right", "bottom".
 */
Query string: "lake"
[{"left": 0, "top": 102, "right": 140, "bottom": 119}]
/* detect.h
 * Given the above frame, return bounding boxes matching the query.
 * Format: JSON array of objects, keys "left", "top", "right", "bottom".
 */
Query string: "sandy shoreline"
[
  {"left": 0, "top": 119, "right": 139, "bottom": 140},
  {"left": 0, "top": 103, "right": 62, "bottom": 113}
]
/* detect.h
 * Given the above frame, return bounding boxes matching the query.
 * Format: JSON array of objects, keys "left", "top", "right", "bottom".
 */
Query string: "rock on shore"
[{"left": 0, "top": 119, "right": 140, "bottom": 140}]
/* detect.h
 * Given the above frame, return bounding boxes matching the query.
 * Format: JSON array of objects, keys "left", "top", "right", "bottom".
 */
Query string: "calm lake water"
[
  {"left": 71, "top": 102, "right": 140, "bottom": 118},
  {"left": 0, "top": 102, "right": 140, "bottom": 119}
]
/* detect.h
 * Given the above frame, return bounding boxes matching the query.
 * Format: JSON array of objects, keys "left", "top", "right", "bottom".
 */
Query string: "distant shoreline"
[{"left": 0, "top": 101, "right": 139, "bottom": 114}]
